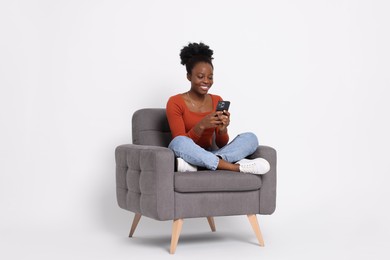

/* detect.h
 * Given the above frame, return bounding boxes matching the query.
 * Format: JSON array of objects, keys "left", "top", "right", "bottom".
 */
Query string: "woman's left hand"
[{"left": 216, "top": 110, "right": 230, "bottom": 132}]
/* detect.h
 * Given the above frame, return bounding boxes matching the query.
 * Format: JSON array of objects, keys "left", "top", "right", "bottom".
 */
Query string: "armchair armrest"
[
  {"left": 115, "top": 144, "right": 175, "bottom": 220},
  {"left": 248, "top": 145, "right": 277, "bottom": 214}
]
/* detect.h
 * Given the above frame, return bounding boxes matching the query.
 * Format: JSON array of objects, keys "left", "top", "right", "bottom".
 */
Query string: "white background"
[{"left": 1, "top": 0, "right": 389, "bottom": 259}]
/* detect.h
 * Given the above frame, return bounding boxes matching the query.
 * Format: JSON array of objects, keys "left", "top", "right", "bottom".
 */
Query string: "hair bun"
[{"left": 180, "top": 42, "right": 214, "bottom": 65}]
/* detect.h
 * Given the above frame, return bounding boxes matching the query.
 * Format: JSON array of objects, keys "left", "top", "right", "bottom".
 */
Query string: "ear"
[{"left": 186, "top": 73, "right": 191, "bottom": 81}]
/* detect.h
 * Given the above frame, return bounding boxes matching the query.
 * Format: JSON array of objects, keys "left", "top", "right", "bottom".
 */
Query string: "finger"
[
  {"left": 221, "top": 115, "right": 229, "bottom": 122},
  {"left": 211, "top": 112, "right": 220, "bottom": 119},
  {"left": 210, "top": 117, "right": 222, "bottom": 125},
  {"left": 222, "top": 118, "right": 230, "bottom": 125},
  {"left": 216, "top": 114, "right": 224, "bottom": 120}
]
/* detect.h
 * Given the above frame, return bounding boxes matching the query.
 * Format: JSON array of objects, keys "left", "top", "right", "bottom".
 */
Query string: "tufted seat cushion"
[{"left": 174, "top": 171, "right": 262, "bottom": 193}]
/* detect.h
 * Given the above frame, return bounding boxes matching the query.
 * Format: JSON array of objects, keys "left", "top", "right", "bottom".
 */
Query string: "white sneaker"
[
  {"left": 236, "top": 158, "right": 270, "bottom": 175},
  {"left": 176, "top": 158, "right": 197, "bottom": 172}
]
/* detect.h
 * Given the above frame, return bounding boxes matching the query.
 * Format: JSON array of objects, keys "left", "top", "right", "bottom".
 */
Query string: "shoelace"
[{"left": 240, "top": 162, "right": 257, "bottom": 173}]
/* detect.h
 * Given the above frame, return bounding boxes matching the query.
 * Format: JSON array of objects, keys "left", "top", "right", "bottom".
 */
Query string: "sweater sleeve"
[
  {"left": 166, "top": 96, "right": 201, "bottom": 142},
  {"left": 215, "top": 128, "right": 229, "bottom": 148}
]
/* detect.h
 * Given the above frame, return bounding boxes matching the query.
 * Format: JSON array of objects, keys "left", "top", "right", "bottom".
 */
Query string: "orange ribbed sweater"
[{"left": 166, "top": 94, "right": 229, "bottom": 149}]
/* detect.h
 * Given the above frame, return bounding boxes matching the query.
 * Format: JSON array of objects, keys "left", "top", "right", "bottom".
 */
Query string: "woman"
[{"left": 166, "top": 42, "right": 269, "bottom": 174}]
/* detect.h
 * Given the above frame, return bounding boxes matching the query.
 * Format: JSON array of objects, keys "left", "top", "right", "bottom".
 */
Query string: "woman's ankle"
[{"left": 217, "top": 159, "right": 240, "bottom": 172}]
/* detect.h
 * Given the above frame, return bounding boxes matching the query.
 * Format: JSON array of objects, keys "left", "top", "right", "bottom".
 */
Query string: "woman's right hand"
[{"left": 197, "top": 112, "right": 223, "bottom": 130}]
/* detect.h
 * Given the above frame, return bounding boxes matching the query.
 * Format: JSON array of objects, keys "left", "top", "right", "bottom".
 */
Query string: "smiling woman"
[{"left": 166, "top": 42, "right": 270, "bottom": 174}]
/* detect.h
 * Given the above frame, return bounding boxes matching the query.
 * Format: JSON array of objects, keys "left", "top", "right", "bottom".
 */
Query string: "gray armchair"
[{"left": 115, "top": 108, "right": 277, "bottom": 254}]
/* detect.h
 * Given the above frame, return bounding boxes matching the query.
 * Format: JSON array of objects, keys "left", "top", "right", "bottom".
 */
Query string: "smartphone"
[{"left": 216, "top": 101, "right": 230, "bottom": 112}]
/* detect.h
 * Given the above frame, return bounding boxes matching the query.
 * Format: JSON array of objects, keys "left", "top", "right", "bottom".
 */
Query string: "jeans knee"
[
  {"left": 240, "top": 132, "right": 259, "bottom": 154},
  {"left": 241, "top": 132, "right": 259, "bottom": 145}
]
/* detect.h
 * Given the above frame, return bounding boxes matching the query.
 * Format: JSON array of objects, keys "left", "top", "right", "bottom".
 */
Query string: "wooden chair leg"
[
  {"left": 247, "top": 214, "right": 265, "bottom": 246},
  {"left": 207, "top": 217, "right": 216, "bottom": 232},
  {"left": 129, "top": 213, "right": 142, "bottom": 237},
  {"left": 170, "top": 219, "right": 184, "bottom": 254}
]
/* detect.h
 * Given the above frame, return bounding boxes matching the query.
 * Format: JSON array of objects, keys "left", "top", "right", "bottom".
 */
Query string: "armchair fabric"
[{"left": 115, "top": 108, "right": 277, "bottom": 253}]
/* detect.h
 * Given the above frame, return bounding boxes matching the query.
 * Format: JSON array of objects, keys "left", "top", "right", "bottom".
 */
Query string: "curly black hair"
[{"left": 180, "top": 42, "right": 214, "bottom": 74}]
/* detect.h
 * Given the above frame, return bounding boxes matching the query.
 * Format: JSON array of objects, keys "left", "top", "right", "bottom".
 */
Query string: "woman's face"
[{"left": 187, "top": 62, "right": 214, "bottom": 95}]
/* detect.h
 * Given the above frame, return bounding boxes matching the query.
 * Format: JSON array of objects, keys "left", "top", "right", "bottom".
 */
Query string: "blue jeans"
[{"left": 168, "top": 132, "right": 259, "bottom": 170}]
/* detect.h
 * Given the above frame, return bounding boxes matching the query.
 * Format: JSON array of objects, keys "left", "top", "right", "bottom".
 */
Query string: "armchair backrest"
[{"left": 132, "top": 108, "right": 172, "bottom": 147}]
